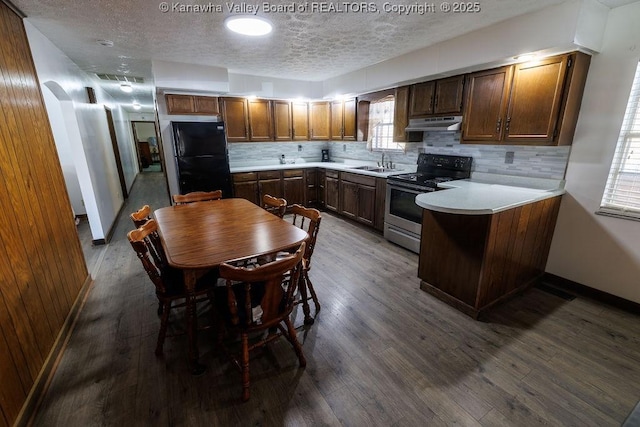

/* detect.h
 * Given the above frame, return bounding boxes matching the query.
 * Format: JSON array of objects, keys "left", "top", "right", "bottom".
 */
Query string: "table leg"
[{"left": 184, "top": 270, "right": 206, "bottom": 375}]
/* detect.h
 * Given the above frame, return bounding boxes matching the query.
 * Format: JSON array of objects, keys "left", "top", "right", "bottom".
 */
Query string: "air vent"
[{"left": 95, "top": 73, "right": 144, "bottom": 84}]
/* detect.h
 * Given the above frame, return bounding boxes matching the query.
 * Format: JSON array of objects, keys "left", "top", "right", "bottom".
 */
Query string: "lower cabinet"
[
  {"left": 324, "top": 170, "right": 383, "bottom": 229},
  {"left": 258, "top": 170, "right": 283, "bottom": 200},
  {"left": 233, "top": 169, "right": 306, "bottom": 208},
  {"left": 418, "top": 195, "right": 562, "bottom": 318},
  {"left": 232, "top": 172, "right": 259, "bottom": 205},
  {"left": 283, "top": 169, "right": 305, "bottom": 206},
  {"left": 325, "top": 170, "right": 340, "bottom": 212},
  {"left": 340, "top": 172, "right": 376, "bottom": 226}
]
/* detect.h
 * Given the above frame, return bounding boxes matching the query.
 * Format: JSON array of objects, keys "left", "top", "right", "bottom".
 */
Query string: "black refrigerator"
[{"left": 172, "top": 121, "right": 233, "bottom": 197}]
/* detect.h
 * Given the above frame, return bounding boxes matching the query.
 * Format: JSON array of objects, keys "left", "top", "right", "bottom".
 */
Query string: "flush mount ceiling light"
[
  {"left": 120, "top": 83, "right": 133, "bottom": 93},
  {"left": 224, "top": 15, "right": 272, "bottom": 36},
  {"left": 96, "top": 39, "right": 114, "bottom": 47},
  {"left": 132, "top": 102, "right": 141, "bottom": 110}
]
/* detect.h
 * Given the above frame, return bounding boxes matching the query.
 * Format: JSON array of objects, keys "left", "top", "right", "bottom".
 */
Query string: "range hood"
[{"left": 405, "top": 116, "right": 462, "bottom": 132}]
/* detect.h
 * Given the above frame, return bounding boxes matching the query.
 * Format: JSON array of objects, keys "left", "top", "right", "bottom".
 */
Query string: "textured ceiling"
[{"left": 12, "top": 0, "right": 639, "bottom": 112}]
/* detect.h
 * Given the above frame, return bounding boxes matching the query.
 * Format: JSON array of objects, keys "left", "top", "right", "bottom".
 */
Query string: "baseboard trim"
[
  {"left": 15, "top": 274, "right": 95, "bottom": 427},
  {"left": 541, "top": 273, "right": 640, "bottom": 314}
]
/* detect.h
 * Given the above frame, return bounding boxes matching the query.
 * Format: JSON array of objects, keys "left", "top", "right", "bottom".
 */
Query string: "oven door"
[{"left": 384, "top": 183, "right": 430, "bottom": 253}]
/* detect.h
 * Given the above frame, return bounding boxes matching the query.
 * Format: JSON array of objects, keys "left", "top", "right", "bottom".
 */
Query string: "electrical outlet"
[
  {"left": 343, "top": 144, "right": 347, "bottom": 152},
  {"left": 505, "top": 151, "right": 514, "bottom": 164},
  {"left": 298, "top": 144, "right": 302, "bottom": 152}
]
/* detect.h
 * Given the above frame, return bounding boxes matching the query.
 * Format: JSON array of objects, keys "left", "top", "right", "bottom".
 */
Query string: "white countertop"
[
  {"left": 415, "top": 175, "right": 566, "bottom": 215},
  {"left": 230, "top": 159, "right": 414, "bottom": 178}
]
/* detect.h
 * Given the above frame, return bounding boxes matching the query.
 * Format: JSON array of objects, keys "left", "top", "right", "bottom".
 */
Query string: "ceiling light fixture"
[
  {"left": 224, "top": 15, "right": 272, "bottom": 36},
  {"left": 132, "top": 102, "right": 141, "bottom": 110},
  {"left": 120, "top": 83, "right": 133, "bottom": 93},
  {"left": 97, "top": 39, "right": 114, "bottom": 47}
]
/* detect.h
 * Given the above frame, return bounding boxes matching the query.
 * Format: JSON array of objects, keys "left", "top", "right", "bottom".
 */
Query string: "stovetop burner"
[{"left": 387, "top": 154, "right": 473, "bottom": 190}]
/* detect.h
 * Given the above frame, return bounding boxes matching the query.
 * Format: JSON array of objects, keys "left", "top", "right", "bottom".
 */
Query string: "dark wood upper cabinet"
[
  {"left": 461, "top": 66, "right": 513, "bottom": 142},
  {"left": 193, "top": 96, "right": 219, "bottom": 114},
  {"left": 434, "top": 75, "right": 465, "bottom": 115},
  {"left": 503, "top": 55, "right": 568, "bottom": 144},
  {"left": 291, "top": 101, "right": 309, "bottom": 140},
  {"left": 462, "top": 51, "right": 590, "bottom": 146},
  {"left": 410, "top": 81, "right": 435, "bottom": 116},
  {"left": 309, "top": 101, "right": 330, "bottom": 140},
  {"left": 409, "top": 76, "right": 464, "bottom": 118},
  {"left": 273, "top": 100, "right": 293, "bottom": 141},
  {"left": 247, "top": 98, "right": 273, "bottom": 142},
  {"left": 220, "top": 97, "right": 249, "bottom": 142},
  {"left": 394, "top": 86, "right": 413, "bottom": 142},
  {"left": 166, "top": 94, "right": 219, "bottom": 115},
  {"left": 330, "top": 98, "right": 357, "bottom": 141},
  {"left": 343, "top": 98, "right": 357, "bottom": 140}
]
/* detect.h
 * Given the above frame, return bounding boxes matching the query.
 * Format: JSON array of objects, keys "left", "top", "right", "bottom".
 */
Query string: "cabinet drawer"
[
  {"left": 283, "top": 169, "right": 304, "bottom": 178},
  {"left": 233, "top": 172, "right": 257, "bottom": 182},
  {"left": 341, "top": 172, "right": 376, "bottom": 187},
  {"left": 258, "top": 170, "right": 281, "bottom": 180},
  {"left": 325, "top": 170, "right": 339, "bottom": 179}
]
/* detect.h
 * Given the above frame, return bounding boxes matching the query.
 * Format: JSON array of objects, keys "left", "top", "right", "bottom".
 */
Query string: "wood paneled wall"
[{"left": 0, "top": 3, "right": 89, "bottom": 425}]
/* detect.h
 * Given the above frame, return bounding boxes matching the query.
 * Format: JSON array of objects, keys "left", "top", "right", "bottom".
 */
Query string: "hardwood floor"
[{"left": 32, "top": 171, "right": 640, "bottom": 426}]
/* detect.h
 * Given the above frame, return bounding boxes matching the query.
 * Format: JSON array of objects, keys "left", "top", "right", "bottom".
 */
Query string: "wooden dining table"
[{"left": 154, "top": 198, "right": 309, "bottom": 374}]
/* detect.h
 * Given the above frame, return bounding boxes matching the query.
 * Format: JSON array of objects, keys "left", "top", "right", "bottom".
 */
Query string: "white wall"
[
  {"left": 547, "top": 1, "right": 640, "bottom": 304},
  {"left": 24, "top": 21, "right": 138, "bottom": 241}
]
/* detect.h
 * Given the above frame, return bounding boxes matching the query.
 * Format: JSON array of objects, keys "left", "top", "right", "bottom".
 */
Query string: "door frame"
[{"left": 104, "top": 107, "right": 128, "bottom": 198}]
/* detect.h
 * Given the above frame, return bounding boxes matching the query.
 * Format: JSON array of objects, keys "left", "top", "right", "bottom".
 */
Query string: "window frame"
[
  {"left": 598, "top": 60, "right": 640, "bottom": 221},
  {"left": 367, "top": 95, "right": 404, "bottom": 152}
]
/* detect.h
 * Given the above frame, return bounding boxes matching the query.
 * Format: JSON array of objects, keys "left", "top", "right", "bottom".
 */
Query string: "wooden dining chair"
[
  {"left": 130, "top": 204, "right": 152, "bottom": 227},
  {"left": 288, "top": 204, "right": 322, "bottom": 325},
  {"left": 216, "top": 242, "right": 306, "bottom": 402},
  {"left": 128, "top": 219, "right": 217, "bottom": 356},
  {"left": 262, "top": 194, "right": 287, "bottom": 218},
  {"left": 172, "top": 190, "right": 222, "bottom": 205}
]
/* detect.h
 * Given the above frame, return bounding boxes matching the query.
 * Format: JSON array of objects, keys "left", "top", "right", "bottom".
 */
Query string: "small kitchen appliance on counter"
[
  {"left": 384, "top": 153, "right": 473, "bottom": 253},
  {"left": 321, "top": 149, "right": 331, "bottom": 162}
]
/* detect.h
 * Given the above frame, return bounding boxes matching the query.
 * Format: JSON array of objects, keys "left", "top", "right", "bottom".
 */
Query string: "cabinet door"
[
  {"left": 273, "top": 100, "right": 292, "bottom": 141},
  {"left": 309, "top": 101, "right": 330, "bottom": 140},
  {"left": 221, "top": 97, "right": 249, "bottom": 142},
  {"left": 434, "top": 75, "right": 464, "bottom": 115},
  {"left": 330, "top": 100, "right": 344, "bottom": 140},
  {"left": 410, "top": 81, "right": 435, "bottom": 117},
  {"left": 166, "top": 94, "right": 195, "bottom": 114},
  {"left": 291, "top": 102, "right": 309, "bottom": 140},
  {"left": 194, "top": 96, "right": 219, "bottom": 114},
  {"left": 317, "top": 169, "right": 326, "bottom": 208},
  {"left": 247, "top": 98, "right": 273, "bottom": 142},
  {"left": 305, "top": 169, "right": 317, "bottom": 206},
  {"left": 357, "top": 185, "right": 376, "bottom": 226},
  {"left": 461, "top": 66, "right": 513, "bottom": 143},
  {"left": 283, "top": 176, "right": 305, "bottom": 206},
  {"left": 343, "top": 98, "right": 357, "bottom": 141},
  {"left": 233, "top": 181, "right": 259, "bottom": 205},
  {"left": 394, "top": 86, "right": 411, "bottom": 142},
  {"left": 259, "top": 178, "right": 283, "bottom": 200},
  {"left": 504, "top": 55, "right": 568, "bottom": 144},
  {"left": 340, "top": 180, "right": 359, "bottom": 219},
  {"left": 325, "top": 176, "right": 339, "bottom": 212}
]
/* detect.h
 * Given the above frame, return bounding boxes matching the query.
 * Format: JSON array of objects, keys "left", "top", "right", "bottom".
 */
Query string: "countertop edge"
[
  {"left": 230, "top": 162, "right": 410, "bottom": 178},
  {"left": 415, "top": 184, "right": 566, "bottom": 215}
]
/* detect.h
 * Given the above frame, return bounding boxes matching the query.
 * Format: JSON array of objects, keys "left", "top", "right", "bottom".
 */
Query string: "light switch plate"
[{"left": 505, "top": 151, "right": 514, "bottom": 164}]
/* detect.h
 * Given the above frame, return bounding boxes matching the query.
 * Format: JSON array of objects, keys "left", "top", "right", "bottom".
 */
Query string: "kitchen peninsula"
[{"left": 415, "top": 175, "right": 565, "bottom": 318}]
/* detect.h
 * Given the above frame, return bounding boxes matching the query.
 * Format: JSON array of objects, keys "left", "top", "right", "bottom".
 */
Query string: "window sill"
[{"left": 595, "top": 209, "right": 640, "bottom": 223}]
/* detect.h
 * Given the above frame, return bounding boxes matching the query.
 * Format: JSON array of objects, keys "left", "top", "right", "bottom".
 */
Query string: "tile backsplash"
[{"left": 228, "top": 133, "right": 571, "bottom": 180}]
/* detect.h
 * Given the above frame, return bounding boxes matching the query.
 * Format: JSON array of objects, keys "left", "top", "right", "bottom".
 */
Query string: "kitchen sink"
[{"left": 350, "top": 165, "right": 396, "bottom": 173}]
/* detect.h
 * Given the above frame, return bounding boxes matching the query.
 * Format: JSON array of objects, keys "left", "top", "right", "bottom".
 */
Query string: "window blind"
[
  {"left": 599, "top": 61, "right": 640, "bottom": 220},
  {"left": 368, "top": 95, "right": 402, "bottom": 151}
]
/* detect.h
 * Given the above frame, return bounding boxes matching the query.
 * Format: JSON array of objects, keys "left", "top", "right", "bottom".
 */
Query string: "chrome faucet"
[{"left": 379, "top": 152, "right": 385, "bottom": 167}]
